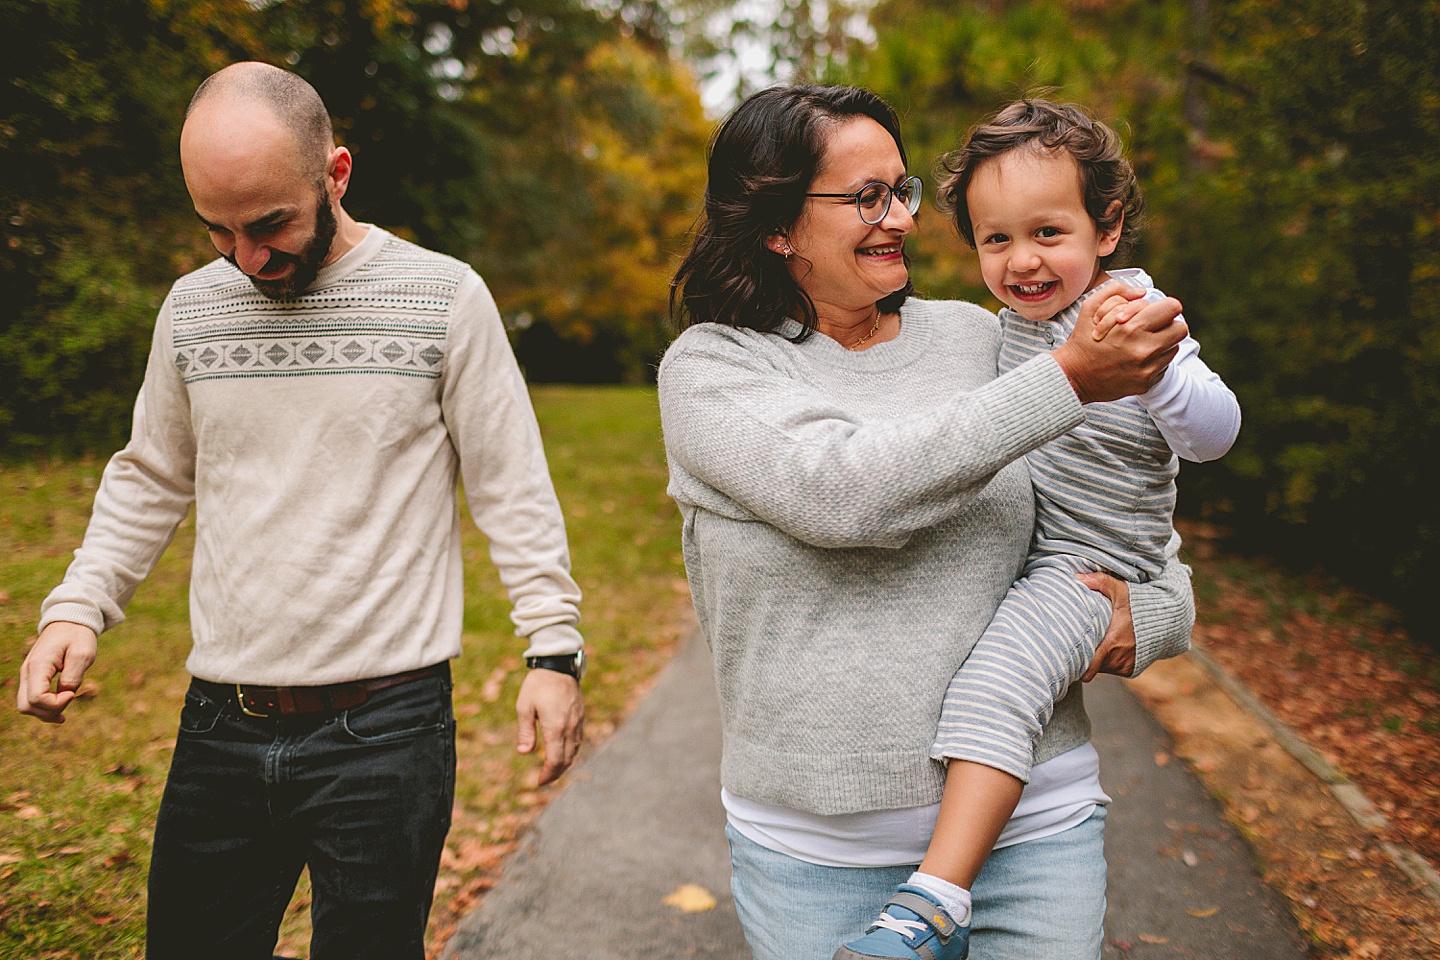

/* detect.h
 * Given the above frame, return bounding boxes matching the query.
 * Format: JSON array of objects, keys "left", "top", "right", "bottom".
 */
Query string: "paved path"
[{"left": 444, "top": 632, "right": 1307, "bottom": 959}]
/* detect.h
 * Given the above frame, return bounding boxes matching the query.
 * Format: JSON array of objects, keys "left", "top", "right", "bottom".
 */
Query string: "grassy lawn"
[{"left": 0, "top": 385, "right": 693, "bottom": 958}]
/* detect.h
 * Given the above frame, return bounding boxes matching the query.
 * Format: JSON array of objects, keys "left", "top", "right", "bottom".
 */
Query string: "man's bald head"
[
  {"left": 181, "top": 62, "right": 360, "bottom": 299},
  {"left": 187, "top": 62, "right": 334, "bottom": 177}
]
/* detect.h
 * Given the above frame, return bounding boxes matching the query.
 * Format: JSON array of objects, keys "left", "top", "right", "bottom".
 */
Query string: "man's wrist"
[{"left": 525, "top": 648, "right": 586, "bottom": 681}]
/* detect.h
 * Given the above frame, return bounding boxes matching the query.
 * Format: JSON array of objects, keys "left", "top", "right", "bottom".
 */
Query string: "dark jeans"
[{"left": 146, "top": 666, "right": 456, "bottom": 960}]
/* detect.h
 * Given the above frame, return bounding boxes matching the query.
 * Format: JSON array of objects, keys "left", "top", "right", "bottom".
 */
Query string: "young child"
[{"left": 836, "top": 100, "right": 1241, "bottom": 960}]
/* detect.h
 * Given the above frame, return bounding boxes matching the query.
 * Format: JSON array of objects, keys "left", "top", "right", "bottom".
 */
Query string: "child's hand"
[
  {"left": 1088, "top": 279, "right": 1170, "bottom": 342},
  {"left": 1057, "top": 289, "right": 1185, "bottom": 403},
  {"left": 1092, "top": 296, "right": 1133, "bottom": 342}
]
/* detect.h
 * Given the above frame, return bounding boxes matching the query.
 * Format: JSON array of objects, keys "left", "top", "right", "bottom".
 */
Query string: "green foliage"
[
  {"left": 0, "top": 0, "right": 709, "bottom": 454},
  {"left": 0, "top": 0, "right": 214, "bottom": 453},
  {"left": 1165, "top": 0, "right": 1440, "bottom": 644}
]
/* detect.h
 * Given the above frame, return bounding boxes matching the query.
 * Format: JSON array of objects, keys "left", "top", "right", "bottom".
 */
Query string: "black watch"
[{"left": 525, "top": 648, "right": 586, "bottom": 681}]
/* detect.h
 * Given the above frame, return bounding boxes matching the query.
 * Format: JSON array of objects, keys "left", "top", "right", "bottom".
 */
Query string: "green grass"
[{"left": 0, "top": 385, "right": 691, "bottom": 957}]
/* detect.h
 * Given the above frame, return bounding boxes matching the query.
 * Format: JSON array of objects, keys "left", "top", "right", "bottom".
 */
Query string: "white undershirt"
[{"left": 723, "top": 743, "right": 1109, "bottom": 868}]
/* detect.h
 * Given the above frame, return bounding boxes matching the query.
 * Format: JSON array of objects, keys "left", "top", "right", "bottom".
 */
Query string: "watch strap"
[{"left": 525, "top": 651, "right": 584, "bottom": 679}]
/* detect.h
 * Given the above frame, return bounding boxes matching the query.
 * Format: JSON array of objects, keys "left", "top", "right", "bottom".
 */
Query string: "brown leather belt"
[{"left": 193, "top": 663, "right": 447, "bottom": 718}]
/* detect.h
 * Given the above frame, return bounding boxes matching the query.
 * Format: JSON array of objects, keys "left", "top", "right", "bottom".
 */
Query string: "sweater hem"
[{"left": 721, "top": 738, "right": 948, "bottom": 815}]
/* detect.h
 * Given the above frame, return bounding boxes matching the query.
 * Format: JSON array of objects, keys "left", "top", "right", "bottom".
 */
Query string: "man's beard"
[{"left": 229, "top": 185, "right": 338, "bottom": 300}]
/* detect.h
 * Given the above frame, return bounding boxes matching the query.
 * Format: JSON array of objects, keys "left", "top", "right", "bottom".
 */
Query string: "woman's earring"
[{"left": 781, "top": 245, "right": 793, "bottom": 260}]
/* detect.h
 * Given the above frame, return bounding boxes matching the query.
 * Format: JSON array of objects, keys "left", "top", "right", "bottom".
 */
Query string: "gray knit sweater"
[{"left": 658, "top": 299, "right": 1193, "bottom": 815}]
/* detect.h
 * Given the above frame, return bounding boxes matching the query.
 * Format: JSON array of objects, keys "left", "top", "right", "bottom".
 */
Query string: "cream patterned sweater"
[{"left": 41, "top": 226, "right": 582, "bottom": 685}]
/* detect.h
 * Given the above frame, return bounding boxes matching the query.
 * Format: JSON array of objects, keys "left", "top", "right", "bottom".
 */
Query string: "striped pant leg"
[{"left": 931, "top": 559, "right": 1111, "bottom": 781}]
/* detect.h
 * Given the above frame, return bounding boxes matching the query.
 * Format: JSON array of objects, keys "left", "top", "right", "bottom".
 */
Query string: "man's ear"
[
  {"left": 326, "top": 146, "right": 354, "bottom": 201},
  {"left": 1098, "top": 200, "right": 1123, "bottom": 257}
]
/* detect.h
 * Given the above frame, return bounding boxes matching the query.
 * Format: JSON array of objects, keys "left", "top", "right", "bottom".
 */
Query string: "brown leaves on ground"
[
  {"left": 1180, "top": 521, "right": 1440, "bottom": 872},
  {"left": 1133, "top": 521, "right": 1440, "bottom": 959}
]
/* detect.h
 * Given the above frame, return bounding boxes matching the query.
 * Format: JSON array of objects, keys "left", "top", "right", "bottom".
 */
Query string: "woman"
[{"left": 658, "top": 85, "right": 1193, "bottom": 960}]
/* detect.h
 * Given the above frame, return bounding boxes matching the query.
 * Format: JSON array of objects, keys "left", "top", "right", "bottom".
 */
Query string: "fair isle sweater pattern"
[{"left": 169, "top": 240, "right": 466, "bottom": 383}]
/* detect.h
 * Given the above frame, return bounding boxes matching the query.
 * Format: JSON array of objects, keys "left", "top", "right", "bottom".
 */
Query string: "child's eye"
[
  {"left": 982, "top": 233, "right": 1009, "bottom": 246},
  {"left": 1037, "top": 226, "right": 1061, "bottom": 239}
]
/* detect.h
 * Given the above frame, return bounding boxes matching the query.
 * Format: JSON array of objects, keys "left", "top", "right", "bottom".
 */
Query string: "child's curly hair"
[{"left": 936, "top": 98, "right": 1144, "bottom": 268}]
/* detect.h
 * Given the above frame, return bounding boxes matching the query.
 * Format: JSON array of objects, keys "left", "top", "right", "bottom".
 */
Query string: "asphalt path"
[{"left": 443, "top": 632, "right": 1308, "bottom": 960}]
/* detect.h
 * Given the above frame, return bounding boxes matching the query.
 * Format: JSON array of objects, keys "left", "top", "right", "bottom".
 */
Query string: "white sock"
[{"left": 906, "top": 871, "right": 972, "bottom": 926}]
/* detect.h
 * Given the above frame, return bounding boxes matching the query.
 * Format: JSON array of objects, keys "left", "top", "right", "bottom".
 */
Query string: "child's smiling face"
[{"left": 966, "top": 147, "right": 1122, "bottom": 323}]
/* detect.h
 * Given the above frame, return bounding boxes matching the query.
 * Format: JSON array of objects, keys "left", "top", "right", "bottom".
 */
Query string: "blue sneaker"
[{"left": 833, "top": 885, "right": 970, "bottom": 960}]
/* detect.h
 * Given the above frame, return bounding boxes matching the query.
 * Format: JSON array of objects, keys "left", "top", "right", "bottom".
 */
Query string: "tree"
[{"left": 1164, "top": 0, "right": 1440, "bottom": 643}]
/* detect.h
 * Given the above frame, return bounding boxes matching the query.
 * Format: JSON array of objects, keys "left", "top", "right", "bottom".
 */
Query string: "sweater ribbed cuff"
[
  {"left": 522, "top": 623, "right": 584, "bottom": 659},
  {"left": 1128, "top": 567, "right": 1195, "bottom": 677},
  {"left": 980, "top": 355, "right": 1085, "bottom": 455},
  {"left": 37, "top": 602, "right": 108, "bottom": 638}
]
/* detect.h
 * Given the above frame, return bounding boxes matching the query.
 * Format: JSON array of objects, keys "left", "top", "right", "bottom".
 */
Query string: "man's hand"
[
  {"left": 515, "top": 666, "right": 584, "bottom": 785},
  {"left": 17, "top": 621, "right": 98, "bottom": 723},
  {"left": 1076, "top": 572, "right": 1137, "bottom": 682}
]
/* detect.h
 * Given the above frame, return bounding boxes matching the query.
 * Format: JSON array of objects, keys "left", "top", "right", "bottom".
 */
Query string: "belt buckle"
[{"left": 236, "top": 683, "right": 271, "bottom": 718}]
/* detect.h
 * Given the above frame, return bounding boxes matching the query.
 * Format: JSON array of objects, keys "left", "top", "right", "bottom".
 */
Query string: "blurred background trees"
[
  {"left": 0, "top": 0, "right": 708, "bottom": 455},
  {"left": 3, "top": 0, "right": 1437, "bottom": 642}
]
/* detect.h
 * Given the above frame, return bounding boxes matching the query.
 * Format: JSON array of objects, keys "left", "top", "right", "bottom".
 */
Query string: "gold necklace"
[{"left": 846, "top": 309, "right": 883, "bottom": 351}]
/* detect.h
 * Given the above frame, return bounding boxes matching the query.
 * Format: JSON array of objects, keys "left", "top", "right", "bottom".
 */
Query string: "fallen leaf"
[
  {"left": 14, "top": 805, "right": 41, "bottom": 820},
  {"left": 0, "top": 853, "right": 23, "bottom": 864},
  {"left": 1186, "top": 906, "right": 1220, "bottom": 918},
  {"left": 480, "top": 666, "right": 508, "bottom": 703},
  {"left": 1138, "top": 933, "right": 1169, "bottom": 944},
  {"left": 1182, "top": 849, "right": 1199, "bottom": 867},
  {"left": 663, "top": 883, "right": 717, "bottom": 913},
  {"left": 1153, "top": 751, "right": 1171, "bottom": 767}
]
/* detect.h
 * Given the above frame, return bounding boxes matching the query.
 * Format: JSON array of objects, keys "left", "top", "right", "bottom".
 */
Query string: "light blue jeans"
[{"left": 726, "top": 805, "right": 1107, "bottom": 960}]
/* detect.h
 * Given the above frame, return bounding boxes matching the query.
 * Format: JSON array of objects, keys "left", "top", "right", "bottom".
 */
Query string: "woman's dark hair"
[
  {"left": 670, "top": 84, "right": 914, "bottom": 339},
  {"left": 936, "top": 98, "right": 1144, "bottom": 269}
]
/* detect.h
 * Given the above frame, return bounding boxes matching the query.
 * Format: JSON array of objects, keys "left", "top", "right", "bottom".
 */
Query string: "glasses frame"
[{"left": 804, "top": 175, "right": 923, "bottom": 225}]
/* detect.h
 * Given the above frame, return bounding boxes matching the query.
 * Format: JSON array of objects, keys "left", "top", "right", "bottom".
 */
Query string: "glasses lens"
[
  {"left": 856, "top": 183, "right": 889, "bottom": 224},
  {"left": 898, "top": 177, "right": 922, "bottom": 215}
]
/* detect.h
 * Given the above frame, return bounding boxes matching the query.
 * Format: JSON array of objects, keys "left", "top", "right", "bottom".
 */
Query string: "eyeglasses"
[{"left": 805, "top": 176, "right": 922, "bottom": 225}]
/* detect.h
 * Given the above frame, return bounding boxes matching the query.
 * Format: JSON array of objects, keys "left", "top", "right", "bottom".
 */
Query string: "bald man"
[{"left": 17, "top": 62, "right": 586, "bottom": 957}]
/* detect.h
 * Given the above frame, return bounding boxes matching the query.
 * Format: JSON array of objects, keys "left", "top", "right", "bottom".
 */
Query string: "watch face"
[{"left": 572, "top": 648, "right": 587, "bottom": 681}]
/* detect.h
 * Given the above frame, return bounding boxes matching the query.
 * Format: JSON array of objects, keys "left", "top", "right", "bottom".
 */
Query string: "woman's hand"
[
  {"left": 1076, "top": 571, "right": 1137, "bottom": 681},
  {"left": 1053, "top": 283, "right": 1187, "bottom": 403}
]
